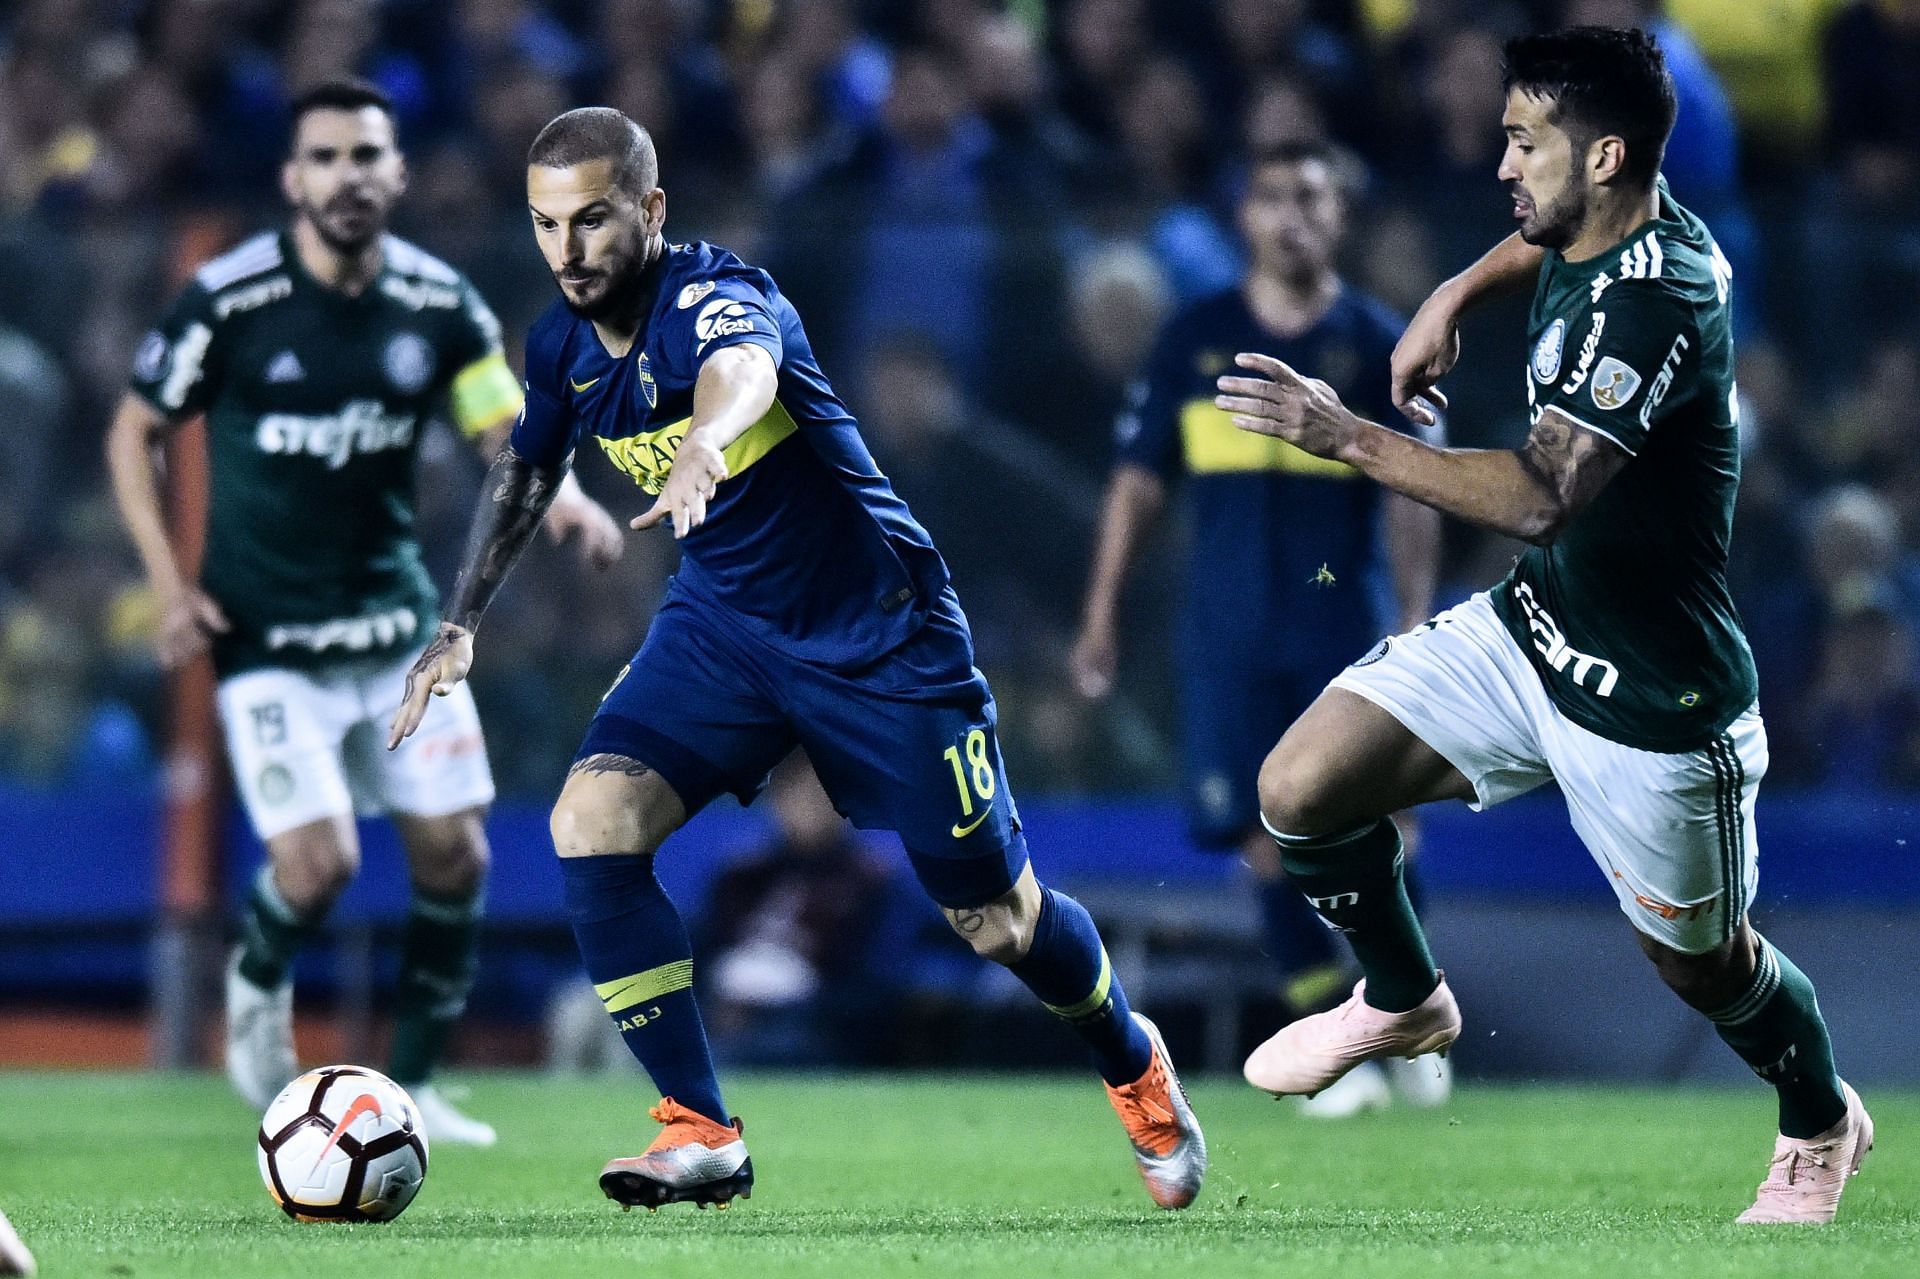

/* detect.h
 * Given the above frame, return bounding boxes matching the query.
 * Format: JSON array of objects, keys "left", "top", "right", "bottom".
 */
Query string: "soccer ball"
[{"left": 257, "top": 1065, "right": 429, "bottom": 1223}]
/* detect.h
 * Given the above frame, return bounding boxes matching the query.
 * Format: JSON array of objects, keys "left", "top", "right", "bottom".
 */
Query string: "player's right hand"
[
  {"left": 1390, "top": 293, "right": 1461, "bottom": 428},
  {"left": 1068, "top": 620, "right": 1119, "bottom": 699},
  {"left": 156, "top": 584, "right": 230, "bottom": 670},
  {"left": 388, "top": 623, "right": 474, "bottom": 750}
]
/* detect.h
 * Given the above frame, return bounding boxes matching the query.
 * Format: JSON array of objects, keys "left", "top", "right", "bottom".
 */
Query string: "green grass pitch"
[{"left": 0, "top": 1072, "right": 1912, "bottom": 1278}]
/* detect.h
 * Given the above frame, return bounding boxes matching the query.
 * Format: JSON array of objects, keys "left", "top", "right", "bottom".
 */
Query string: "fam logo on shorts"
[
  {"left": 1531, "top": 319, "right": 1566, "bottom": 383},
  {"left": 257, "top": 763, "right": 296, "bottom": 806},
  {"left": 383, "top": 332, "right": 435, "bottom": 395},
  {"left": 1590, "top": 357, "right": 1642, "bottom": 410}
]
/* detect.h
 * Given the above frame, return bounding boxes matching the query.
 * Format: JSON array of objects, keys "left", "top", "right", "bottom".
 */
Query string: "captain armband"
[{"left": 449, "top": 351, "right": 525, "bottom": 438}]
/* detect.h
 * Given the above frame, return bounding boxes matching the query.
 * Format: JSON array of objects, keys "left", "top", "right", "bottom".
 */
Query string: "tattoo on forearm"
[
  {"left": 567, "top": 753, "right": 657, "bottom": 780},
  {"left": 946, "top": 908, "right": 986, "bottom": 936},
  {"left": 1517, "top": 415, "right": 1573, "bottom": 503},
  {"left": 445, "top": 444, "right": 563, "bottom": 631}
]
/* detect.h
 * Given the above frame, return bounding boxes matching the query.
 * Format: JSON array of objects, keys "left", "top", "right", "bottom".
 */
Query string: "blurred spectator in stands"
[
  {"left": 696, "top": 752, "right": 900, "bottom": 1065},
  {"left": 963, "top": 11, "right": 1099, "bottom": 193},
  {"left": 471, "top": 56, "right": 569, "bottom": 200},
  {"left": 1823, "top": 0, "right": 1920, "bottom": 213},
  {"left": 1204, "top": 0, "right": 1371, "bottom": 148},
  {"left": 772, "top": 0, "right": 892, "bottom": 137},
  {"left": 737, "top": 53, "right": 824, "bottom": 206},
  {"left": 1770, "top": 484, "right": 1920, "bottom": 783},
  {"left": 80, "top": 63, "right": 205, "bottom": 211},
  {"left": 1051, "top": 0, "right": 1151, "bottom": 147},
  {"left": 1664, "top": 0, "right": 1843, "bottom": 172},
  {"left": 1792, "top": 595, "right": 1920, "bottom": 789},
  {"left": 1393, "top": 27, "right": 1507, "bottom": 219},
  {"left": 0, "top": 325, "right": 69, "bottom": 570},
  {"left": 768, "top": 41, "right": 1066, "bottom": 422},
  {"left": 0, "top": 37, "right": 101, "bottom": 213},
  {"left": 1116, "top": 56, "right": 1241, "bottom": 300},
  {"left": 1055, "top": 240, "right": 1174, "bottom": 456}
]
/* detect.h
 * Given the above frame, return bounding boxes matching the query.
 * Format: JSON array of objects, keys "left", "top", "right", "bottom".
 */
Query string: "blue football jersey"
[
  {"left": 512, "top": 241, "right": 951, "bottom": 668},
  {"left": 1116, "top": 286, "right": 1416, "bottom": 672}
]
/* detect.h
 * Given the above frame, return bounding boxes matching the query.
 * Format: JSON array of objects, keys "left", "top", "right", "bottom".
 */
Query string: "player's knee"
[
  {"left": 549, "top": 790, "right": 665, "bottom": 859},
  {"left": 1256, "top": 742, "right": 1352, "bottom": 838},
  {"left": 397, "top": 810, "right": 489, "bottom": 897},
  {"left": 269, "top": 826, "right": 358, "bottom": 914},
  {"left": 944, "top": 874, "right": 1042, "bottom": 966},
  {"left": 1640, "top": 930, "right": 1750, "bottom": 1010},
  {"left": 948, "top": 900, "right": 1035, "bottom": 965}
]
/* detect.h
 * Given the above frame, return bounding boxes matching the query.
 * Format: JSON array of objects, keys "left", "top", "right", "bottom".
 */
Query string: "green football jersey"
[
  {"left": 1489, "top": 179, "right": 1758, "bottom": 752},
  {"left": 131, "top": 231, "right": 519, "bottom": 676}
]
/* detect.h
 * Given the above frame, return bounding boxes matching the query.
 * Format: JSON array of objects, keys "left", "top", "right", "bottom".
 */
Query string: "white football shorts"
[
  {"left": 216, "top": 642, "right": 495, "bottom": 841},
  {"left": 1331, "top": 592, "right": 1764, "bottom": 954}
]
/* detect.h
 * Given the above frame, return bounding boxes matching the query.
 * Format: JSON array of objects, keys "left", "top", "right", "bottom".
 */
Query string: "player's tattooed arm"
[
  {"left": 1512, "top": 409, "right": 1631, "bottom": 540},
  {"left": 389, "top": 445, "right": 563, "bottom": 748},
  {"left": 444, "top": 443, "right": 565, "bottom": 631}
]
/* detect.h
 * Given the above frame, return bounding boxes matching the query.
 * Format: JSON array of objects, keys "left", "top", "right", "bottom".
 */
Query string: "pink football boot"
[{"left": 1244, "top": 974, "right": 1461, "bottom": 1097}]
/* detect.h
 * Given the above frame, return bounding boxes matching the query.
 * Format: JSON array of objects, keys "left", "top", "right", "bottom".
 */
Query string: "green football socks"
[{"left": 1267, "top": 817, "right": 1439, "bottom": 1014}]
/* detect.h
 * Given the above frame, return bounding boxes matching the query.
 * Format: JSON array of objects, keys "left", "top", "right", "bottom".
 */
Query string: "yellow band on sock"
[
  {"left": 1044, "top": 949, "right": 1113, "bottom": 1022},
  {"left": 595, "top": 960, "right": 694, "bottom": 1014}
]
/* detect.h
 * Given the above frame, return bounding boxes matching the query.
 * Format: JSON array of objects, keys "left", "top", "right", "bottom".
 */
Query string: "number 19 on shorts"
[{"left": 944, "top": 728, "right": 997, "bottom": 838}]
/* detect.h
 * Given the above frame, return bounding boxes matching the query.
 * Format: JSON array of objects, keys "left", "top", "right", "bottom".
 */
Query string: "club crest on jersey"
[
  {"left": 676, "top": 280, "right": 715, "bottom": 309},
  {"left": 1590, "top": 357, "right": 1642, "bottom": 410},
  {"left": 383, "top": 332, "right": 434, "bottom": 394},
  {"left": 637, "top": 353, "right": 658, "bottom": 407},
  {"left": 1531, "top": 319, "right": 1565, "bottom": 383}
]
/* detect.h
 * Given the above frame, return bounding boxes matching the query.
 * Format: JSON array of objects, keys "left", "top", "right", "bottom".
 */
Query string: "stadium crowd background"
[{"left": 1, "top": 0, "right": 1919, "bottom": 806}]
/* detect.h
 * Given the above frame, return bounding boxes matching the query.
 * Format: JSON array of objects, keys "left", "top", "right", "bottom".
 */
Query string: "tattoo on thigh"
[
  {"left": 947, "top": 907, "right": 986, "bottom": 935},
  {"left": 567, "top": 753, "right": 656, "bottom": 780}
]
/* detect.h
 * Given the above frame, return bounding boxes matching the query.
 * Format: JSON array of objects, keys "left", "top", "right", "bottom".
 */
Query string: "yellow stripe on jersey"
[
  {"left": 449, "top": 350, "right": 524, "bottom": 437},
  {"left": 595, "top": 960, "right": 695, "bottom": 1014},
  {"left": 1179, "top": 399, "right": 1360, "bottom": 479},
  {"left": 595, "top": 397, "right": 799, "bottom": 495}
]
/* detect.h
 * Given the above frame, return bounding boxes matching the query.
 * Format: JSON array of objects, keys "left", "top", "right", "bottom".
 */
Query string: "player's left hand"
[
  {"left": 544, "top": 487, "right": 625, "bottom": 569},
  {"left": 1216, "top": 352, "right": 1359, "bottom": 461},
  {"left": 388, "top": 623, "right": 474, "bottom": 750},
  {"left": 633, "top": 433, "right": 729, "bottom": 539}
]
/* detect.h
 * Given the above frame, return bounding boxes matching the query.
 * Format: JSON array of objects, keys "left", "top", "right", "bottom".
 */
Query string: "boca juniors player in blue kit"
[{"left": 390, "top": 108, "right": 1205, "bottom": 1211}]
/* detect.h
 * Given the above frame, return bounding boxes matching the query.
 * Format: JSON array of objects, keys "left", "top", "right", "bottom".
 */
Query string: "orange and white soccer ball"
[{"left": 257, "top": 1065, "right": 428, "bottom": 1222}]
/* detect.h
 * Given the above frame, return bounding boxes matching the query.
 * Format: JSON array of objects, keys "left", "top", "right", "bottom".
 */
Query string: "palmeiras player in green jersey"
[
  {"left": 389, "top": 108, "right": 1206, "bottom": 1212},
  {"left": 106, "top": 78, "right": 624, "bottom": 1145},
  {"left": 1215, "top": 29, "right": 1872, "bottom": 1223}
]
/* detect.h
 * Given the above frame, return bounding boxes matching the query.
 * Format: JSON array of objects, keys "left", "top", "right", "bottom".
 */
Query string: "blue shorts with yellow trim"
[{"left": 579, "top": 584, "right": 1026, "bottom": 908}]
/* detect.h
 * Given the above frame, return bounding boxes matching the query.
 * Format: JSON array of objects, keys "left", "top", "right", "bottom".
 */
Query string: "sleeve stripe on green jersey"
[{"left": 1544, "top": 406, "right": 1638, "bottom": 457}]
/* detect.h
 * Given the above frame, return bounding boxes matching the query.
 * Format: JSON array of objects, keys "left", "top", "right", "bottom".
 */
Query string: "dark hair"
[
  {"left": 1501, "top": 27, "right": 1676, "bottom": 187},
  {"left": 527, "top": 107, "right": 658, "bottom": 195},
  {"left": 289, "top": 77, "right": 394, "bottom": 138}
]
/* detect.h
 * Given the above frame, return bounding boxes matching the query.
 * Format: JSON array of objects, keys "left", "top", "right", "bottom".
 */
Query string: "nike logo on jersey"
[
  {"left": 951, "top": 809, "right": 991, "bottom": 839},
  {"left": 571, "top": 377, "right": 601, "bottom": 393}
]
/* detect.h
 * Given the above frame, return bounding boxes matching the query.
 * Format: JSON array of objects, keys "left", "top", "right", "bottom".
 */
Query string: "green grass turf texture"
[{"left": 0, "top": 1072, "right": 1912, "bottom": 1279}]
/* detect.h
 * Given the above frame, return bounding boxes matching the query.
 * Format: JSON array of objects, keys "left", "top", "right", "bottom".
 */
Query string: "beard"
[
  {"left": 1517, "top": 181, "right": 1589, "bottom": 251},
  {"left": 302, "top": 192, "right": 388, "bottom": 254},
  {"left": 554, "top": 237, "right": 654, "bottom": 322}
]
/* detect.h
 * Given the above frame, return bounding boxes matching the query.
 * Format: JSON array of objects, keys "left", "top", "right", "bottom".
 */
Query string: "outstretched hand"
[
  {"left": 632, "top": 434, "right": 729, "bottom": 539},
  {"left": 1215, "top": 352, "right": 1360, "bottom": 460},
  {"left": 388, "top": 623, "right": 474, "bottom": 750}
]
